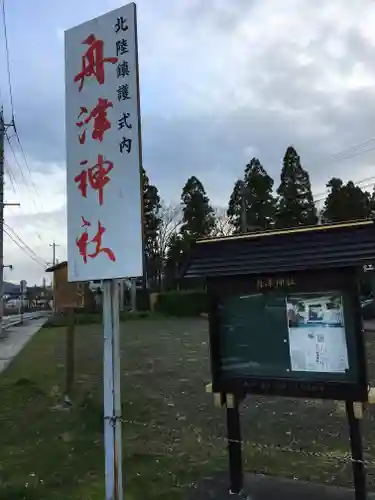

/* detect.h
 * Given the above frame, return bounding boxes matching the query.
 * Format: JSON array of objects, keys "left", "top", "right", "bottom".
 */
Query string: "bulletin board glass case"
[{"left": 208, "top": 267, "right": 368, "bottom": 401}]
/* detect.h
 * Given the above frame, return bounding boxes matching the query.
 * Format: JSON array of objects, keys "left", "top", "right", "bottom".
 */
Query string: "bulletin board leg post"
[
  {"left": 103, "top": 279, "right": 123, "bottom": 500},
  {"left": 346, "top": 401, "right": 366, "bottom": 500},
  {"left": 226, "top": 396, "right": 244, "bottom": 495}
]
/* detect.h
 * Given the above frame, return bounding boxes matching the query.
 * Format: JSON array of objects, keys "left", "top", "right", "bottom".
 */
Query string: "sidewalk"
[
  {"left": 0, "top": 317, "right": 47, "bottom": 375},
  {"left": 187, "top": 473, "right": 375, "bottom": 499}
]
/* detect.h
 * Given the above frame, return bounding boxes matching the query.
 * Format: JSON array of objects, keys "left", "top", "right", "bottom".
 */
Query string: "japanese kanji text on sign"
[{"left": 65, "top": 2, "right": 142, "bottom": 282}]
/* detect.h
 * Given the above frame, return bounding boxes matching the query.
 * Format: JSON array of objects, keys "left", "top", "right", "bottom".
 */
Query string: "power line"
[
  {"left": 5, "top": 131, "right": 40, "bottom": 206},
  {"left": 4, "top": 133, "right": 44, "bottom": 233},
  {"left": 4, "top": 228, "right": 45, "bottom": 268},
  {"left": 327, "top": 137, "right": 375, "bottom": 161},
  {"left": 330, "top": 144, "right": 375, "bottom": 164},
  {"left": 305, "top": 137, "right": 375, "bottom": 175},
  {"left": 4, "top": 158, "right": 16, "bottom": 193},
  {"left": 1, "top": 0, "right": 44, "bottom": 219},
  {"left": 313, "top": 175, "right": 375, "bottom": 204},
  {"left": 4, "top": 131, "right": 27, "bottom": 186},
  {"left": 297, "top": 138, "right": 375, "bottom": 201},
  {"left": 4, "top": 223, "right": 47, "bottom": 267},
  {"left": 13, "top": 129, "right": 42, "bottom": 199},
  {"left": 1, "top": 0, "right": 14, "bottom": 117}
]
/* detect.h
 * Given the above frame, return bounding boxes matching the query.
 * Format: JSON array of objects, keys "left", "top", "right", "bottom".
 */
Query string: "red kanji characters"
[
  {"left": 74, "top": 34, "right": 118, "bottom": 91},
  {"left": 76, "top": 98, "right": 113, "bottom": 144},
  {"left": 74, "top": 166, "right": 88, "bottom": 198},
  {"left": 76, "top": 216, "right": 116, "bottom": 264},
  {"left": 74, "top": 154, "right": 113, "bottom": 206}
]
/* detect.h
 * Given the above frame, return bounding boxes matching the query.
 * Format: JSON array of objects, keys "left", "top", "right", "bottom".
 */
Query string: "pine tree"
[
  {"left": 227, "top": 158, "right": 276, "bottom": 232},
  {"left": 275, "top": 146, "right": 317, "bottom": 228},
  {"left": 227, "top": 180, "right": 243, "bottom": 233},
  {"left": 142, "top": 167, "right": 161, "bottom": 285},
  {"left": 163, "top": 177, "right": 215, "bottom": 289},
  {"left": 164, "top": 232, "right": 189, "bottom": 288},
  {"left": 180, "top": 176, "right": 216, "bottom": 239},
  {"left": 322, "top": 178, "right": 371, "bottom": 223}
]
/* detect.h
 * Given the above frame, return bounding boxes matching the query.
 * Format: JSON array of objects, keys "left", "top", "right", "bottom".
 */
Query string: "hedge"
[
  {"left": 42, "top": 311, "right": 152, "bottom": 328},
  {"left": 136, "top": 288, "right": 151, "bottom": 311},
  {"left": 154, "top": 290, "right": 207, "bottom": 317}
]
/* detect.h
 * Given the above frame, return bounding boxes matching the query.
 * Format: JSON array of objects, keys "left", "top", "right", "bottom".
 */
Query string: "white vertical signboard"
[
  {"left": 65, "top": 5, "right": 142, "bottom": 499},
  {"left": 65, "top": 2, "right": 142, "bottom": 283}
]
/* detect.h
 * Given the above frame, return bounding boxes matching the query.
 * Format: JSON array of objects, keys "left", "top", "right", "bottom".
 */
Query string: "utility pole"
[
  {"left": 0, "top": 109, "right": 4, "bottom": 338},
  {"left": 49, "top": 241, "right": 59, "bottom": 314},
  {"left": 240, "top": 180, "right": 247, "bottom": 233},
  {"left": 50, "top": 241, "right": 60, "bottom": 265},
  {"left": 0, "top": 109, "right": 20, "bottom": 338}
]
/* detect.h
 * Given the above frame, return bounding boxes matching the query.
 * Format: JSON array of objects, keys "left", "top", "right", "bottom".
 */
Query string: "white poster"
[
  {"left": 286, "top": 292, "right": 349, "bottom": 373},
  {"left": 65, "top": 3, "right": 143, "bottom": 282}
]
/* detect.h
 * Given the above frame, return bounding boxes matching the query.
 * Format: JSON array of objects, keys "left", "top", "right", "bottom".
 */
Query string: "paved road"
[
  {"left": 2, "top": 311, "right": 50, "bottom": 330},
  {"left": 0, "top": 316, "right": 49, "bottom": 374}
]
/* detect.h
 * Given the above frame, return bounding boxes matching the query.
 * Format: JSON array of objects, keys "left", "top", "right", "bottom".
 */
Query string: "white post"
[
  {"left": 20, "top": 289, "right": 24, "bottom": 325},
  {"left": 131, "top": 278, "right": 137, "bottom": 312},
  {"left": 119, "top": 280, "right": 124, "bottom": 312},
  {"left": 103, "top": 279, "right": 123, "bottom": 500}
]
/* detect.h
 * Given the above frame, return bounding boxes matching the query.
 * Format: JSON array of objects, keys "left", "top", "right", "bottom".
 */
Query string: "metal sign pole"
[{"left": 103, "top": 279, "right": 123, "bottom": 500}]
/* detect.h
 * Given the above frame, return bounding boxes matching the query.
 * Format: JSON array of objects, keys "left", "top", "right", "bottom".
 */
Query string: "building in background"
[{"left": 46, "top": 261, "right": 93, "bottom": 313}]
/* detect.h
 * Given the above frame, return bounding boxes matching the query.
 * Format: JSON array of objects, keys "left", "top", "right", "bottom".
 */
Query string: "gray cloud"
[
  {"left": 180, "top": 0, "right": 256, "bottom": 32},
  {"left": 4, "top": 0, "right": 375, "bottom": 283},
  {"left": 5, "top": 0, "right": 375, "bottom": 204}
]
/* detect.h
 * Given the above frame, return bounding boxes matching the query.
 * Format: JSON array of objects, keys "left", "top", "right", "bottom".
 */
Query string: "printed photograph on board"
[{"left": 286, "top": 292, "right": 349, "bottom": 373}]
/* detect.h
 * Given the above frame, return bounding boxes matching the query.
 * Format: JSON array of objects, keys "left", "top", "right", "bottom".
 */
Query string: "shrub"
[
  {"left": 155, "top": 289, "right": 207, "bottom": 317},
  {"left": 42, "top": 311, "right": 152, "bottom": 328},
  {"left": 42, "top": 313, "right": 101, "bottom": 328},
  {"left": 136, "top": 288, "right": 150, "bottom": 311}
]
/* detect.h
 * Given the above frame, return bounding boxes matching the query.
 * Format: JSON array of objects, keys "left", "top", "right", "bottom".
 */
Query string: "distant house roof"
[
  {"left": 181, "top": 219, "right": 375, "bottom": 279},
  {"left": 45, "top": 261, "right": 67, "bottom": 272},
  {"left": 4, "top": 281, "right": 21, "bottom": 295}
]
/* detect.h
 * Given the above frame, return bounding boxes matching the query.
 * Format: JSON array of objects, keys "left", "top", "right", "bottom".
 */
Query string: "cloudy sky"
[{"left": 1, "top": 0, "right": 375, "bottom": 284}]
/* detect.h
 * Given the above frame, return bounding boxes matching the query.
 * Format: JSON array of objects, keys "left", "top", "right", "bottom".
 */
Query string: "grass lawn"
[{"left": 1, "top": 318, "right": 375, "bottom": 499}]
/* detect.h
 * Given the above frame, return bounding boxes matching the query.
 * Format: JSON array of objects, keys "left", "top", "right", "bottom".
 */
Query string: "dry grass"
[{"left": 0, "top": 317, "right": 375, "bottom": 499}]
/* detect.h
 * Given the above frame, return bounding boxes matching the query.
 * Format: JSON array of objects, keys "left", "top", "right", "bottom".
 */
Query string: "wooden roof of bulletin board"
[{"left": 181, "top": 220, "right": 375, "bottom": 278}]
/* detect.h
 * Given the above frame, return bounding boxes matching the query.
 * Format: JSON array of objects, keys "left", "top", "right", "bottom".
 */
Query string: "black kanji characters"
[
  {"left": 116, "top": 39, "right": 128, "bottom": 56},
  {"left": 114, "top": 16, "right": 128, "bottom": 33},
  {"left": 117, "top": 61, "right": 130, "bottom": 78},
  {"left": 117, "top": 84, "right": 131, "bottom": 101},
  {"left": 119, "top": 137, "right": 132, "bottom": 154},
  {"left": 118, "top": 112, "right": 132, "bottom": 130}
]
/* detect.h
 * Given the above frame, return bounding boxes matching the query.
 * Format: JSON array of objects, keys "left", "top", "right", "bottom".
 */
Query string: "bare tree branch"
[
  {"left": 211, "top": 207, "right": 234, "bottom": 237},
  {"left": 157, "top": 200, "right": 183, "bottom": 261}
]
